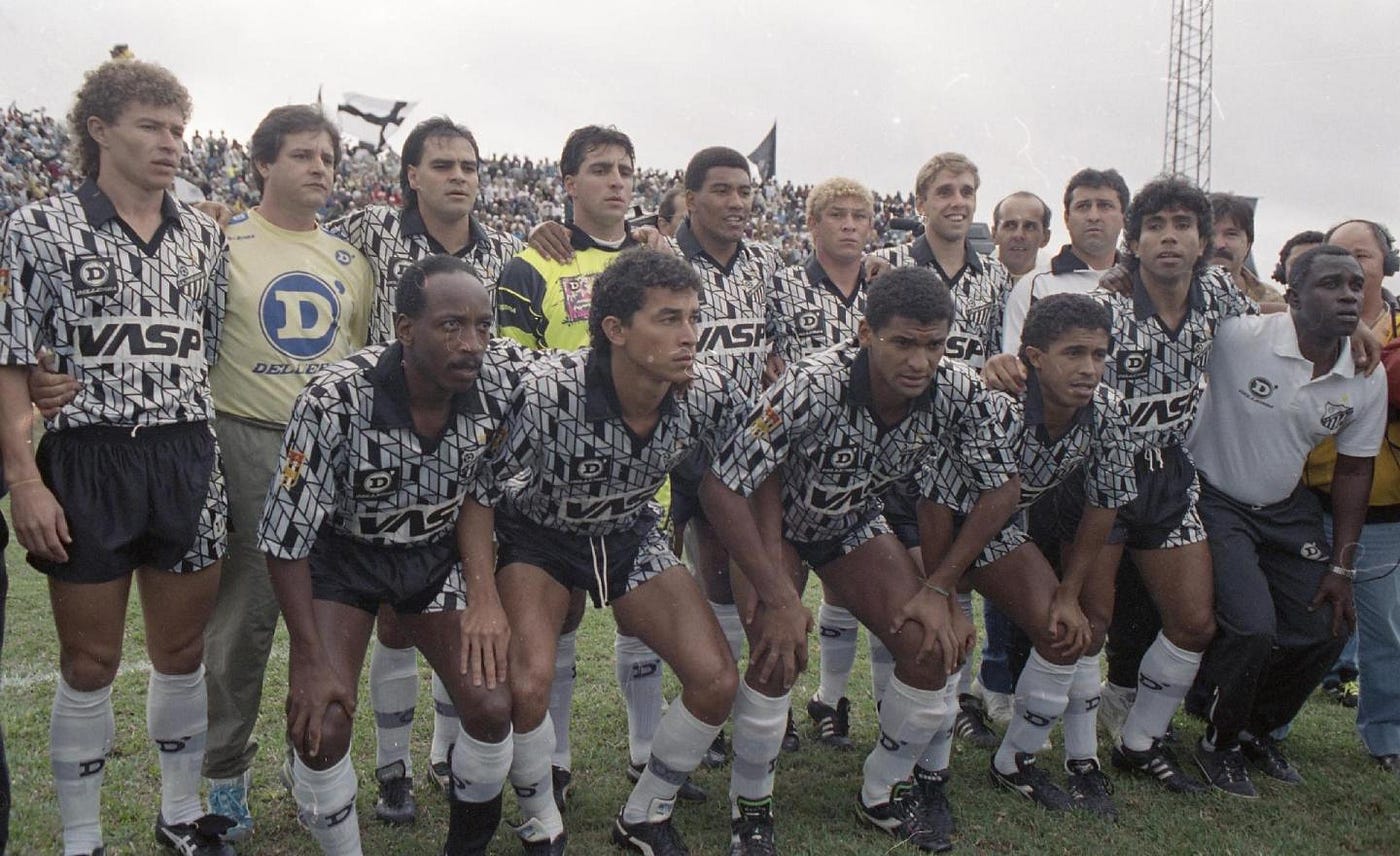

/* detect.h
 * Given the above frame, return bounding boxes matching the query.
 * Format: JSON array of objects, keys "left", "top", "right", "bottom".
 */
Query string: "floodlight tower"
[{"left": 1162, "top": 0, "right": 1214, "bottom": 189}]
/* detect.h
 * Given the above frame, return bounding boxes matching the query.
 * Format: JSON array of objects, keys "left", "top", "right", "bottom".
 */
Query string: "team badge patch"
[
  {"left": 354, "top": 467, "right": 401, "bottom": 498},
  {"left": 70, "top": 257, "right": 117, "bottom": 297},
  {"left": 1118, "top": 350, "right": 1150, "bottom": 378},
  {"left": 281, "top": 450, "right": 307, "bottom": 488},
  {"left": 0, "top": 267, "right": 10, "bottom": 300},
  {"left": 569, "top": 456, "right": 609, "bottom": 482},
  {"left": 749, "top": 404, "right": 782, "bottom": 439},
  {"left": 1321, "top": 400, "right": 1354, "bottom": 432}
]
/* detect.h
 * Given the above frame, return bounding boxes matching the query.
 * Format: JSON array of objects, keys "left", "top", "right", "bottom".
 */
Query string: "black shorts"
[
  {"left": 308, "top": 530, "right": 465, "bottom": 615},
  {"left": 495, "top": 505, "right": 676, "bottom": 607},
  {"left": 880, "top": 478, "right": 921, "bottom": 549},
  {"left": 791, "top": 512, "right": 893, "bottom": 569},
  {"left": 31, "top": 422, "right": 226, "bottom": 583}
]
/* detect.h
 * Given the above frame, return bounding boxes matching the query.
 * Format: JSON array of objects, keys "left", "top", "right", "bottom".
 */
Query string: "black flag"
[
  {"left": 336, "top": 93, "right": 418, "bottom": 153},
  {"left": 748, "top": 122, "right": 776, "bottom": 181}
]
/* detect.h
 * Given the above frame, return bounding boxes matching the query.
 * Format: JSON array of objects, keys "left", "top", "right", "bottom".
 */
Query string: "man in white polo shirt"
[{"left": 1186, "top": 245, "right": 1387, "bottom": 798}]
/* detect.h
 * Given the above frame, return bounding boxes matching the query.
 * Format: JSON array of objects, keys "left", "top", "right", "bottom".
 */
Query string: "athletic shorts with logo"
[{"left": 309, "top": 529, "right": 466, "bottom": 615}]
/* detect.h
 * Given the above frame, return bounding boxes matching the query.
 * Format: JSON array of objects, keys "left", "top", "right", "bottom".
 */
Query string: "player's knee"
[
  {"left": 308, "top": 706, "right": 354, "bottom": 767},
  {"left": 462, "top": 686, "right": 513, "bottom": 742},
  {"left": 375, "top": 618, "right": 411, "bottom": 649},
  {"left": 60, "top": 651, "right": 119, "bottom": 693},
  {"left": 509, "top": 659, "right": 556, "bottom": 723},
  {"left": 686, "top": 659, "right": 739, "bottom": 723},
  {"left": 1170, "top": 609, "right": 1217, "bottom": 653}
]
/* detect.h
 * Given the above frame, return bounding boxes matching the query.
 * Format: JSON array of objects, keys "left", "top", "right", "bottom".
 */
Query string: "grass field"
[{"left": 2, "top": 526, "right": 1399, "bottom": 855}]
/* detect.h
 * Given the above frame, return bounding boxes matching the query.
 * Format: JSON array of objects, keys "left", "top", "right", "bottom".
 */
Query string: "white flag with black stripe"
[{"left": 336, "top": 92, "right": 417, "bottom": 152}]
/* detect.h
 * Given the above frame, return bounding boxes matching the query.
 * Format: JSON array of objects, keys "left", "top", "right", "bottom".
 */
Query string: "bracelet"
[
  {"left": 1328, "top": 564, "right": 1357, "bottom": 581},
  {"left": 925, "top": 582, "right": 951, "bottom": 598},
  {"left": 7, "top": 477, "right": 43, "bottom": 491}
]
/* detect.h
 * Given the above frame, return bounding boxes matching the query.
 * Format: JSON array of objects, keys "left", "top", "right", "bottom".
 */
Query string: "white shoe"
[
  {"left": 972, "top": 677, "right": 1014, "bottom": 726},
  {"left": 1098, "top": 681, "right": 1136, "bottom": 742}
]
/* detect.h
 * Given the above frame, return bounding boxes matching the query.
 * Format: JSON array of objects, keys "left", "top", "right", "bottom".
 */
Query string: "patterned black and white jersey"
[
  {"left": 257, "top": 338, "right": 534, "bottom": 559},
  {"left": 0, "top": 180, "right": 227, "bottom": 430},
  {"left": 770, "top": 254, "right": 867, "bottom": 364},
  {"left": 328, "top": 204, "right": 522, "bottom": 345},
  {"left": 710, "top": 340, "right": 1018, "bottom": 544},
  {"left": 876, "top": 237, "right": 1013, "bottom": 368},
  {"left": 1094, "top": 266, "right": 1255, "bottom": 451},
  {"left": 472, "top": 348, "right": 747, "bottom": 536},
  {"left": 928, "top": 374, "right": 1138, "bottom": 515},
  {"left": 674, "top": 222, "right": 785, "bottom": 397}
]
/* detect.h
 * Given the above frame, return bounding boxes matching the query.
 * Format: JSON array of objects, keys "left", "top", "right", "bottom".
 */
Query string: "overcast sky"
[{"left": 3, "top": 0, "right": 1397, "bottom": 266}]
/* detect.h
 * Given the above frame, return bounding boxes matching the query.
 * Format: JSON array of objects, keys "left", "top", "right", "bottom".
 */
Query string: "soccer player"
[
  {"left": 927, "top": 293, "right": 1137, "bottom": 822},
  {"left": 195, "top": 104, "right": 375, "bottom": 842},
  {"left": 466, "top": 249, "right": 791, "bottom": 855},
  {"left": 260, "top": 256, "right": 519, "bottom": 855},
  {"left": 330, "top": 116, "right": 524, "bottom": 822},
  {"left": 0, "top": 59, "right": 233, "bottom": 855},
  {"left": 1187, "top": 245, "right": 1385, "bottom": 795},
  {"left": 705, "top": 267, "right": 1021, "bottom": 853},
  {"left": 991, "top": 191, "right": 1052, "bottom": 284}
]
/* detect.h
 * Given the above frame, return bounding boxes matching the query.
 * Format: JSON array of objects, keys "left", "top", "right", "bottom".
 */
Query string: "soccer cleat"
[
  {"left": 781, "top": 710, "right": 801, "bottom": 753},
  {"left": 806, "top": 694, "right": 854, "bottom": 749},
  {"left": 954, "top": 694, "right": 1000, "bottom": 749},
  {"left": 1375, "top": 754, "right": 1400, "bottom": 779},
  {"left": 1065, "top": 758, "right": 1118, "bottom": 820},
  {"left": 432, "top": 759, "right": 453, "bottom": 795},
  {"left": 1193, "top": 743, "right": 1258, "bottom": 798},
  {"left": 1240, "top": 733, "right": 1302, "bottom": 784},
  {"left": 728, "top": 796, "right": 777, "bottom": 856},
  {"left": 627, "top": 761, "right": 708, "bottom": 802},
  {"left": 856, "top": 782, "right": 952, "bottom": 853},
  {"left": 442, "top": 790, "right": 503, "bottom": 856},
  {"left": 911, "top": 766, "right": 956, "bottom": 839},
  {"left": 702, "top": 731, "right": 729, "bottom": 769},
  {"left": 989, "top": 752, "right": 1074, "bottom": 811},
  {"left": 1111, "top": 739, "right": 1208, "bottom": 794},
  {"left": 206, "top": 770, "right": 254, "bottom": 842},
  {"left": 1323, "top": 679, "right": 1360, "bottom": 708},
  {"left": 520, "top": 832, "right": 568, "bottom": 855},
  {"left": 155, "top": 813, "right": 237, "bottom": 855},
  {"left": 972, "top": 677, "right": 1013, "bottom": 725},
  {"left": 612, "top": 809, "right": 690, "bottom": 855},
  {"left": 374, "top": 759, "right": 418, "bottom": 824},
  {"left": 551, "top": 765, "right": 573, "bottom": 813},
  {"left": 1097, "top": 681, "right": 1135, "bottom": 741}
]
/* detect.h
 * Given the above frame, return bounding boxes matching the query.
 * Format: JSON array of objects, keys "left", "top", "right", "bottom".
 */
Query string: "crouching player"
[
  {"left": 702, "top": 267, "right": 1021, "bottom": 853},
  {"left": 259, "top": 256, "right": 522, "bottom": 855},
  {"left": 920, "top": 293, "right": 1137, "bottom": 824}
]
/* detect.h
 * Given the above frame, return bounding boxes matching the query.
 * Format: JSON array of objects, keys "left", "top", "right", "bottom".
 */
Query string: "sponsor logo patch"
[{"left": 70, "top": 257, "right": 117, "bottom": 297}]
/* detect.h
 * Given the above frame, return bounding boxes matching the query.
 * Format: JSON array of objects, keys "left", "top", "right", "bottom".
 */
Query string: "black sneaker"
[
  {"left": 1111, "top": 739, "right": 1209, "bottom": 794},
  {"left": 612, "top": 809, "right": 690, "bottom": 855},
  {"left": 1324, "top": 678, "right": 1360, "bottom": 708},
  {"left": 781, "top": 710, "right": 801, "bottom": 753},
  {"left": 728, "top": 796, "right": 777, "bottom": 856},
  {"left": 702, "top": 731, "right": 729, "bottom": 769},
  {"left": 855, "top": 782, "right": 952, "bottom": 853},
  {"left": 806, "top": 694, "right": 854, "bottom": 749},
  {"left": 910, "top": 766, "right": 955, "bottom": 839},
  {"left": 989, "top": 752, "right": 1074, "bottom": 811},
  {"left": 155, "top": 813, "right": 236, "bottom": 855},
  {"left": 627, "top": 761, "right": 708, "bottom": 802},
  {"left": 1240, "top": 734, "right": 1302, "bottom": 784},
  {"left": 375, "top": 760, "right": 418, "bottom": 824},
  {"left": 442, "top": 791, "right": 502, "bottom": 856},
  {"left": 1065, "top": 758, "right": 1117, "bottom": 820},
  {"left": 1193, "top": 743, "right": 1258, "bottom": 798},
  {"left": 521, "top": 832, "right": 568, "bottom": 855},
  {"left": 954, "top": 695, "right": 1000, "bottom": 750},
  {"left": 551, "top": 766, "right": 573, "bottom": 814}
]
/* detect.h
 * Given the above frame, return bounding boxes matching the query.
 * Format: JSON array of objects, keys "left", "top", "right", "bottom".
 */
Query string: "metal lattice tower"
[{"left": 1162, "top": 0, "right": 1214, "bottom": 189}]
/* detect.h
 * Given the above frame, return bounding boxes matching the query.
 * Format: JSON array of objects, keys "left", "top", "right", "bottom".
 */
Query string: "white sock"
[
  {"left": 861, "top": 677, "right": 946, "bottom": 806},
  {"left": 915, "top": 681, "right": 960, "bottom": 774},
  {"left": 816, "top": 603, "right": 859, "bottom": 705},
  {"left": 369, "top": 641, "right": 418, "bottom": 772},
  {"left": 623, "top": 700, "right": 721, "bottom": 824},
  {"left": 510, "top": 718, "right": 563, "bottom": 841},
  {"left": 615, "top": 632, "right": 665, "bottom": 767},
  {"left": 1063, "top": 655, "right": 1103, "bottom": 764},
  {"left": 1121, "top": 632, "right": 1201, "bottom": 752},
  {"left": 994, "top": 651, "right": 1075, "bottom": 775},
  {"left": 292, "top": 753, "right": 362, "bottom": 855},
  {"left": 710, "top": 600, "right": 745, "bottom": 664},
  {"left": 147, "top": 666, "right": 208, "bottom": 824},
  {"left": 549, "top": 632, "right": 577, "bottom": 771},
  {"left": 729, "top": 681, "right": 790, "bottom": 803},
  {"left": 450, "top": 726, "right": 512, "bottom": 803},
  {"left": 430, "top": 672, "right": 458, "bottom": 766},
  {"left": 869, "top": 632, "right": 895, "bottom": 706},
  {"left": 51, "top": 678, "right": 114, "bottom": 854}
]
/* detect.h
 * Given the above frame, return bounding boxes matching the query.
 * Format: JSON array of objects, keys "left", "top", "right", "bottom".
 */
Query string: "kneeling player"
[
  {"left": 924, "top": 294, "right": 1137, "bottom": 821},
  {"left": 260, "top": 257, "right": 519, "bottom": 855},
  {"left": 463, "top": 249, "right": 799, "bottom": 855},
  {"left": 704, "top": 268, "right": 1021, "bottom": 854}
]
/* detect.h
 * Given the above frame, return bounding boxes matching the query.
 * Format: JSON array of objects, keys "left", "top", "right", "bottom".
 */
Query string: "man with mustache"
[{"left": 1209, "top": 193, "right": 1283, "bottom": 304}]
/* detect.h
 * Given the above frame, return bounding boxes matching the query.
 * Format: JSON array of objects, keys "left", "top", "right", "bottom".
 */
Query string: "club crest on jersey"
[
  {"left": 0, "top": 267, "right": 10, "bottom": 300},
  {"left": 749, "top": 404, "right": 782, "bottom": 439},
  {"left": 177, "top": 258, "right": 208, "bottom": 300},
  {"left": 281, "top": 450, "right": 306, "bottom": 488},
  {"left": 70, "top": 257, "right": 117, "bottom": 297},
  {"left": 259, "top": 272, "right": 342, "bottom": 360},
  {"left": 1118, "top": 350, "right": 1150, "bottom": 378},
  {"left": 1321, "top": 400, "right": 1354, "bottom": 432},
  {"left": 354, "top": 468, "right": 401, "bottom": 498}
]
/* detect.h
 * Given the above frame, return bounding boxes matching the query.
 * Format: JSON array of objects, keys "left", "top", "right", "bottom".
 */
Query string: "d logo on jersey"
[
  {"left": 260, "top": 272, "right": 342, "bottom": 360},
  {"left": 71, "top": 257, "right": 117, "bottom": 297},
  {"left": 794, "top": 309, "right": 824, "bottom": 336},
  {"left": 388, "top": 256, "right": 414, "bottom": 284},
  {"left": 1118, "top": 350, "right": 1150, "bottom": 378},
  {"left": 570, "top": 457, "right": 609, "bottom": 482},
  {"left": 354, "top": 468, "right": 401, "bottom": 498}
]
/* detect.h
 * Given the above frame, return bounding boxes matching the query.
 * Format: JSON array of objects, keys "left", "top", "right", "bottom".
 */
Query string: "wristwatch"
[{"left": 1329, "top": 564, "right": 1357, "bottom": 581}]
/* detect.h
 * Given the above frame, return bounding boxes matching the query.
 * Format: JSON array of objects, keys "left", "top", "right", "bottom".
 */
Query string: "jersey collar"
[
  {"left": 368, "top": 341, "right": 485, "bottom": 431},
  {"left": 676, "top": 219, "right": 747, "bottom": 275},
  {"left": 583, "top": 348, "right": 679, "bottom": 422},
  {"left": 804, "top": 253, "right": 866, "bottom": 305},
  {"left": 1050, "top": 244, "right": 1118, "bottom": 275},
  {"left": 910, "top": 235, "right": 984, "bottom": 280},
  {"left": 399, "top": 206, "right": 488, "bottom": 253},
  {"left": 1130, "top": 266, "right": 1207, "bottom": 321},
  {"left": 569, "top": 222, "right": 639, "bottom": 252},
  {"left": 1270, "top": 314, "right": 1357, "bottom": 379},
  {"left": 77, "top": 178, "right": 183, "bottom": 229},
  {"left": 1023, "top": 369, "right": 1095, "bottom": 428}
]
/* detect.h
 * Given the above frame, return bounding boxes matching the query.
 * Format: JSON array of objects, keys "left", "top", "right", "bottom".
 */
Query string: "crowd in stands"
[{"left": 1, "top": 103, "right": 920, "bottom": 263}]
